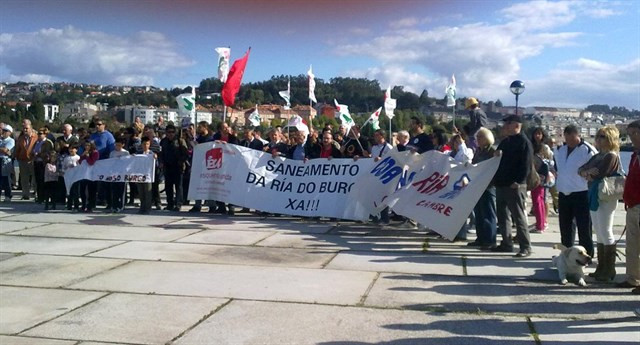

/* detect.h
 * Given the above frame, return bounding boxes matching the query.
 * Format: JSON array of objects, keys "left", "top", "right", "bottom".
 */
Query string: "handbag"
[{"left": 598, "top": 173, "right": 625, "bottom": 202}]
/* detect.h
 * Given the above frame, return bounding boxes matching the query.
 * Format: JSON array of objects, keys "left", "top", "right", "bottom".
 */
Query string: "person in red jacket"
[{"left": 619, "top": 120, "right": 640, "bottom": 294}]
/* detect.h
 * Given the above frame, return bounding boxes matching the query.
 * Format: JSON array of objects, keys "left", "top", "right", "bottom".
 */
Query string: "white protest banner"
[
  {"left": 349, "top": 149, "right": 426, "bottom": 215},
  {"left": 188, "top": 143, "right": 372, "bottom": 220},
  {"left": 64, "top": 155, "right": 155, "bottom": 194},
  {"left": 387, "top": 151, "right": 501, "bottom": 240}
]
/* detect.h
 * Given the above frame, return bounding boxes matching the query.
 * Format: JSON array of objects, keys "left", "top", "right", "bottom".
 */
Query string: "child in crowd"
[
  {"left": 43, "top": 153, "right": 58, "bottom": 210},
  {"left": 136, "top": 137, "right": 156, "bottom": 214},
  {"left": 108, "top": 137, "right": 130, "bottom": 213},
  {"left": 62, "top": 144, "right": 81, "bottom": 211},
  {"left": 79, "top": 141, "right": 99, "bottom": 213}
]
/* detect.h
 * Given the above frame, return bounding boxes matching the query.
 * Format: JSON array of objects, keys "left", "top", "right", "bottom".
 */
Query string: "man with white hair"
[{"left": 55, "top": 124, "right": 78, "bottom": 156}]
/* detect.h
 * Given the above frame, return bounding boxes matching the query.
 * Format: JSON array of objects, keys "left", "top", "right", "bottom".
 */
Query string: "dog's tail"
[{"left": 553, "top": 244, "right": 567, "bottom": 251}]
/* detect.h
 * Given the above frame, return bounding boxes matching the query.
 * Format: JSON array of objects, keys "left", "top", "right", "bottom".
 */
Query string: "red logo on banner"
[{"left": 205, "top": 148, "right": 223, "bottom": 170}]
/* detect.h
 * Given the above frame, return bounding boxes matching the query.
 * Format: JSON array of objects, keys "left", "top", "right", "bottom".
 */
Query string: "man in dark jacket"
[
  {"left": 492, "top": 115, "right": 533, "bottom": 257},
  {"left": 159, "top": 124, "right": 189, "bottom": 211}
]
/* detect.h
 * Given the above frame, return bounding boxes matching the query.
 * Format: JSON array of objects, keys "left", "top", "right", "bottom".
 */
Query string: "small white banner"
[{"left": 64, "top": 155, "right": 155, "bottom": 193}]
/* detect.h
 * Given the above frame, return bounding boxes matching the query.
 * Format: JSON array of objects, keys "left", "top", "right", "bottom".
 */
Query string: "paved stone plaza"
[{"left": 0, "top": 200, "right": 638, "bottom": 344}]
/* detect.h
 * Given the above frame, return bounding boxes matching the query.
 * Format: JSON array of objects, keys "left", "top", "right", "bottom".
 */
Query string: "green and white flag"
[
  {"left": 176, "top": 89, "right": 196, "bottom": 118},
  {"left": 248, "top": 104, "right": 261, "bottom": 127},
  {"left": 364, "top": 107, "right": 382, "bottom": 130},
  {"left": 215, "top": 47, "right": 231, "bottom": 83},
  {"left": 279, "top": 79, "right": 291, "bottom": 110},
  {"left": 334, "top": 99, "right": 355, "bottom": 135},
  {"left": 446, "top": 74, "right": 456, "bottom": 107}
]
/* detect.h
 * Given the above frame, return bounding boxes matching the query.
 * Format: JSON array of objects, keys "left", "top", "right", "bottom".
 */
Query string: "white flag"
[
  {"left": 176, "top": 90, "right": 196, "bottom": 117},
  {"left": 215, "top": 47, "right": 231, "bottom": 83},
  {"left": 287, "top": 115, "right": 309, "bottom": 135},
  {"left": 334, "top": 99, "right": 355, "bottom": 135},
  {"left": 308, "top": 65, "right": 317, "bottom": 104},
  {"left": 384, "top": 85, "right": 396, "bottom": 119},
  {"left": 248, "top": 104, "right": 261, "bottom": 127},
  {"left": 365, "top": 107, "right": 383, "bottom": 130},
  {"left": 446, "top": 74, "right": 456, "bottom": 107},
  {"left": 279, "top": 79, "right": 291, "bottom": 110}
]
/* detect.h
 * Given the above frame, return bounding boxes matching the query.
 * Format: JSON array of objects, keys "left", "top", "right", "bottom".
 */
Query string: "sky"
[{"left": 0, "top": 0, "right": 639, "bottom": 109}]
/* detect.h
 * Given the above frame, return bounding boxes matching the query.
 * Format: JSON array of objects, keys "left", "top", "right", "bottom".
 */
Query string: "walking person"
[
  {"left": 578, "top": 126, "right": 622, "bottom": 281},
  {"left": 491, "top": 115, "right": 534, "bottom": 257},
  {"left": 554, "top": 125, "right": 597, "bottom": 257}
]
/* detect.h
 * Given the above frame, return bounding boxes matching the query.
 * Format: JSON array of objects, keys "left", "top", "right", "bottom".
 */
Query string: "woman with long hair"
[{"left": 578, "top": 125, "right": 622, "bottom": 281}]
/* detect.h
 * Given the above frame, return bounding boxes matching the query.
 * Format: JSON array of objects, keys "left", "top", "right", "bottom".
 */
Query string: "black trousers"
[
  {"left": 558, "top": 191, "right": 593, "bottom": 256},
  {"left": 164, "top": 167, "right": 183, "bottom": 208},
  {"left": 110, "top": 182, "right": 126, "bottom": 210}
]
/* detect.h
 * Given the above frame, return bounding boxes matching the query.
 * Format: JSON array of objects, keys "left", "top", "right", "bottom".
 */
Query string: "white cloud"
[
  {"left": 526, "top": 58, "right": 640, "bottom": 109},
  {"left": 0, "top": 26, "right": 193, "bottom": 86},
  {"left": 7, "top": 73, "right": 55, "bottom": 83},
  {"left": 335, "top": 0, "right": 634, "bottom": 108},
  {"left": 389, "top": 17, "right": 420, "bottom": 29},
  {"left": 349, "top": 27, "right": 371, "bottom": 36}
]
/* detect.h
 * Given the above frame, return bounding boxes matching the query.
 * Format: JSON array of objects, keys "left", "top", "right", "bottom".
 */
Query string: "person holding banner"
[
  {"left": 286, "top": 131, "right": 309, "bottom": 161},
  {"left": 189, "top": 121, "right": 215, "bottom": 213},
  {"left": 79, "top": 141, "right": 99, "bottom": 213},
  {"left": 108, "top": 137, "right": 130, "bottom": 213},
  {"left": 159, "top": 124, "right": 189, "bottom": 212},
  {"left": 213, "top": 122, "right": 239, "bottom": 215},
  {"left": 371, "top": 129, "right": 393, "bottom": 225},
  {"left": 468, "top": 128, "right": 497, "bottom": 249},
  {"left": 463, "top": 97, "right": 487, "bottom": 151},
  {"left": 492, "top": 115, "right": 534, "bottom": 257},
  {"left": 341, "top": 126, "right": 369, "bottom": 159},
  {"left": 137, "top": 137, "right": 156, "bottom": 214},
  {"left": 311, "top": 131, "right": 342, "bottom": 159},
  {"left": 396, "top": 130, "right": 410, "bottom": 152}
]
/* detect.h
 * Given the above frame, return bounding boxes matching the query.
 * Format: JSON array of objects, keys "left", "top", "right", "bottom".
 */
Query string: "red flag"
[{"left": 222, "top": 48, "right": 251, "bottom": 107}]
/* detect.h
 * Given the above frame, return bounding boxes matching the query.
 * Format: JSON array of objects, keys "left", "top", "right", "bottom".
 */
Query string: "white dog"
[{"left": 552, "top": 244, "right": 592, "bottom": 286}]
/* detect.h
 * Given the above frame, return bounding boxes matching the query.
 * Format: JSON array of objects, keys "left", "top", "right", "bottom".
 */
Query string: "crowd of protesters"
[{"left": 0, "top": 102, "right": 638, "bottom": 293}]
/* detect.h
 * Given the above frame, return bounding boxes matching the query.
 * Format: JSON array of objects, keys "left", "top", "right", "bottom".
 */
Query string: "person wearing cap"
[
  {"left": 463, "top": 97, "right": 487, "bottom": 150},
  {"left": 0, "top": 124, "right": 15, "bottom": 202},
  {"left": 492, "top": 115, "right": 534, "bottom": 257}
]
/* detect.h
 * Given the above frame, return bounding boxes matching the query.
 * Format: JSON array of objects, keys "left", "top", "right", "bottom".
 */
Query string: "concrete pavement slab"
[
  {"left": 0, "top": 254, "right": 129, "bottom": 288},
  {"left": 174, "top": 300, "right": 535, "bottom": 345},
  {"left": 0, "top": 221, "right": 47, "bottom": 234},
  {"left": 168, "top": 218, "right": 334, "bottom": 234},
  {"left": 24, "top": 293, "right": 228, "bottom": 345},
  {"left": 326, "top": 251, "right": 463, "bottom": 275},
  {"left": 1, "top": 212, "right": 182, "bottom": 228},
  {"left": 364, "top": 273, "right": 640, "bottom": 319},
  {"left": 0, "top": 286, "right": 105, "bottom": 334},
  {"left": 531, "top": 317, "right": 640, "bottom": 344},
  {"left": 0, "top": 253, "right": 15, "bottom": 261},
  {"left": 255, "top": 233, "right": 426, "bottom": 252},
  {"left": 0, "top": 235, "right": 124, "bottom": 256},
  {"left": 465, "top": 257, "right": 558, "bottom": 280},
  {"left": 70, "top": 261, "right": 376, "bottom": 305},
  {"left": 11, "top": 223, "right": 200, "bottom": 242},
  {"left": 87, "top": 241, "right": 336, "bottom": 268},
  {"left": 175, "top": 229, "right": 274, "bottom": 246},
  {"left": 0, "top": 335, "right": 76, "bottom": 345}
]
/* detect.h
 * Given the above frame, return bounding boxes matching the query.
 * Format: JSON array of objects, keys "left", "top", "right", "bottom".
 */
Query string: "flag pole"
[
  {"left": 389, "top": 117, "right": 392, "bottom": 145},
  {"left": 223, "top": 105, "right": 227, "bottom": 123}
]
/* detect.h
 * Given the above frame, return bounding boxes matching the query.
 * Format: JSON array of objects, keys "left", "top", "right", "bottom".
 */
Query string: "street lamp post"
[{"left": 510, "top": 80, "right": 525, "bottom": 116}]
